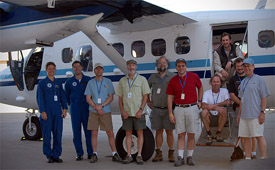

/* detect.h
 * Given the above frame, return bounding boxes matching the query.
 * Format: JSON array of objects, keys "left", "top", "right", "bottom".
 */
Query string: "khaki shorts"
[
  {"left": 238, "top": 118, "right": 264, "bottom": 137},
  {"left": 150, "top": 107, "right": 175, "bottom": 130},
  {"left": 122, "top": 114, "right": 146, "bottom": 130},
  {"left": 87, "top": 112, "right": 113, "bottom": 131},
  {"left": 174, "top": 105, "right": 200, "bottom": 134}
]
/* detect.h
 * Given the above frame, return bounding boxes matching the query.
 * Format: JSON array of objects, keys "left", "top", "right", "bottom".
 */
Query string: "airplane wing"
[{"left": 1, "top": 0, "right": 196, "bottom": 33}]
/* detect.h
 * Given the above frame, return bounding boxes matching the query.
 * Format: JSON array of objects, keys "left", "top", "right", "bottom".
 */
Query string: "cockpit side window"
[
  {"left": 62, "top": 48, "right": 73, "bottom": 63},
  {"left": 75, "top": 45, "right": 93, "bottom": 72}
]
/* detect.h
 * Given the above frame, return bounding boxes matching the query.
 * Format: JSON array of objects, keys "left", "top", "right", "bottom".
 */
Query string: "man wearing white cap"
[
  {"left": 85, "top": 63, "right": 121, "bottom": 163},
  {"left": 237, "top": 58, "right": 270, "bottom": 159}
]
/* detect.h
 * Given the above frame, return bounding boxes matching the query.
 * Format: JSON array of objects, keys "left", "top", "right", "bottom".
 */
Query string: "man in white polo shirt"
[{"left": 201, "top": 75, "right": 231, "bottom": 145}]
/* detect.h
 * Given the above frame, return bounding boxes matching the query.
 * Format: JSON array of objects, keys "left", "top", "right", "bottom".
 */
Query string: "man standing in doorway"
[
  {"left": 166, "top": 58, "right": 203, "bottom": 166},
  {"left": 213, "top": 32, "right": 244, "bottom": 81},
  {"left": 147, "top": 56, "right": 176, "bottom": 162}
]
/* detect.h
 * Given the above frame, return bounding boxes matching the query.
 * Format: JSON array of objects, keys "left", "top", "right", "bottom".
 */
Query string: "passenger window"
[
  {"left": 152, "top": 39, "right": 166, "bottom": 56},
  {"left": 258, "top": 30, "right": 274, "bottom": 48},
  {"left": 62, "top": 48, "right": 73, "bottom": 63},
  {"left": 131, "top": 41, "right": 145, "bottom": 58},
  {"left": 175, "top": 36, "right": 190, "bottom": 54},
  {"left": 75, "top": 45, "right": 93, "bottom": 72},
  {"left": 112, "top": 43, "right": 124, "bottom": 57}
]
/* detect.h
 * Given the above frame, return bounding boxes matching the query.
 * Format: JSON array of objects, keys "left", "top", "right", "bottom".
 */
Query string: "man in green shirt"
[
  {"left": 147, "top": 56, "right": 176, "bottom": 162},
  {"left": 116, "top": 59, "right": 151, "bottom": 165}
]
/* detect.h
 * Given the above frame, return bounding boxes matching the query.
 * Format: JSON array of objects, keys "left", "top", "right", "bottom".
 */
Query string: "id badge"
[
  {"left": 54, "top": 95, "right": 58, "bottom": 101},
  {"left": 241, "top": 97, "right": 244, "bottom": 103},
  {"left": 97, "top": 98, "right": 101, "bottom": 104},
  {"left": 181, "top": 93, "right": 185, "bottom": 100},
  {"left": 128, "top": 92, "right": 132, "bottom": 99},
  {"left": 157, "top": 88, "right": 161, "bottom": 94}
]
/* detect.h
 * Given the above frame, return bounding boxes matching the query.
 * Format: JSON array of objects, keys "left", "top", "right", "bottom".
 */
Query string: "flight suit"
[
  {"left": 65, "top": 74, "right": 93, "bottom": 157},
  {"left": 37, "top": 77, "right": 68, "bottom": 159}
]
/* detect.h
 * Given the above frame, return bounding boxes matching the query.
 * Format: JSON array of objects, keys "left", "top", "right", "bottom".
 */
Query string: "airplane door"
[
  {"left": 8, "top": 51, "right": 24, "bottom": 91},
  {"left": 24, "top": 48, "right": 44, "bottom": 90}
]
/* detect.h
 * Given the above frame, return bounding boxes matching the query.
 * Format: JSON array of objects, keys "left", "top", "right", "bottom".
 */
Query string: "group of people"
[{"left": 36, "top": 32, "right": 270, "bottom": 167}]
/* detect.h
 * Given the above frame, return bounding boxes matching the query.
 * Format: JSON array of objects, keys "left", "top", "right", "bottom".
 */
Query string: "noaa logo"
[
  {"left": 72, "top": 82, "right": 77, "bottom": 86},
  {"left": 47, "top": 83, "right": 52, "bottom": 88}
]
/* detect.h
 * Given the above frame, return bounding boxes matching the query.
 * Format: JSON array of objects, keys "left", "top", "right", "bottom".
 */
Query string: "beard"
[{"left": 157, "top": 67, "right": 167, "bottom": 72}]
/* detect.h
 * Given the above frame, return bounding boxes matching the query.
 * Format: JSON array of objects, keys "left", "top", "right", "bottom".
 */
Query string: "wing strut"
[{"left": 78, "top": 13, "right": 128, "bottom": 74}]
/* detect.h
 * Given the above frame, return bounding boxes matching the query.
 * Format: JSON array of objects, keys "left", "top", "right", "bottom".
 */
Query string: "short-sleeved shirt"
[
  {"left": 116, "top": 73, "right": 151, "bottom": 117},
  {"left": 239, "top": 74, "right": 270, "bottom": 119},
  {"left": 166, "top": 72, "right": 202, "bottom": 105},
  {"left": 202, "top": 88, "right": 230, "bottom": 115},
  {"left": 84, "top": 77, "right": 115, "bottom": 113},
  {"left": 227, "top": 74, "right": 245, "bottom": 107},
  {"left": 148, "top": 71, "right": 176, "bottom": 107}
]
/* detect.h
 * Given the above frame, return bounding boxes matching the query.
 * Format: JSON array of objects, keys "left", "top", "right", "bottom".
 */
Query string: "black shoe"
[
  {"left": 76, "top": 155, "right": 83, "bottom": 161},
  {"left": 186, "top": 156, "right": 195, "bottom": 166},
  {"left": 112, "top": 153, "right": 122, "bottom": 162},
  {"left": 47, "top": 157, "right": 53, "bottom": 163},
  {"left": 174, "top": 156, "right": 185, "bottom": 167},
  {"left": 88, "top": 155, "right": 92, "bottom": 159},
  {"left": 90, "top": 153, "right": 98, "bottom": 163},
  {"left": 53, "top": 157, "right": 63, "bottom": 163}
]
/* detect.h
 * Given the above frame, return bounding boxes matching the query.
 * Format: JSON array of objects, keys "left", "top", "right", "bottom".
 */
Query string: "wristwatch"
[
  {"left": 139, "top": 107, "right": 144, "bottom": 111},
  {"left": 101, "top": 104, "right": 105, "bottom": 108}
]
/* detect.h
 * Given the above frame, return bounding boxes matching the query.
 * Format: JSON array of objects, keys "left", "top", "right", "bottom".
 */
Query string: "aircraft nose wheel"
[
  {"left": 115, "top": 126, "right": 155, "bottom": 161},
  {"left": 22, "top": 117, "right": 42, "bottom": 140}
]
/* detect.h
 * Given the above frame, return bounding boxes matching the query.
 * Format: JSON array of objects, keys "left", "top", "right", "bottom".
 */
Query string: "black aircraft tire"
[
  {"left": 22, "top": 117, "right": 42, "bottom": 140},
  {"left": 115, "top": 126, "right": 155, "bottom": 161}
]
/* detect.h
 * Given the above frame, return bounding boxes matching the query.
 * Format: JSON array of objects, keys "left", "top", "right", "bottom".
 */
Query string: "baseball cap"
[
  {"left": 126, "top": 59, "right": 137, "bottom": 65},
  {"left": 94, "top": 63, "right": 103, "bottom": 69},
  {"left": 243, "top": 58, "right": 254, "bottom": 65},
  {"left": 175, "top": 58, "right": 186, "bottom": 65}
]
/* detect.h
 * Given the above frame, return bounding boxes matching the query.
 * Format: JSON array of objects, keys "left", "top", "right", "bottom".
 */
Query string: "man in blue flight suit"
[
  {"left": 37, "top": 62, "right": 67, "bottom": 163},
  {"left": 65, "top": 61, "right": 93, "bottom": 161}
]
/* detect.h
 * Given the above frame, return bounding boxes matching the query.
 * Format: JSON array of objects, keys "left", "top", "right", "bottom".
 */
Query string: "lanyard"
[
  {"left": 158, "top": 73, "right": 167, "bottom": 86},
  {"left": 212, "top": 91, "right": 220, "bottom": 104},
  {"left": 178, "top": 73, "right": 187, "bottom": 93},
  {"left": 96, "top": 79, "right": 103, "bottom": 96},
  {"left": 242, "top": 74, "right": 254, "bottom": 93},
  {"left": 128, "top": 74, "right": 138, "bottom": 91},
  {"left": 237, "top": 74, "right": 246, "bottom": 82}
]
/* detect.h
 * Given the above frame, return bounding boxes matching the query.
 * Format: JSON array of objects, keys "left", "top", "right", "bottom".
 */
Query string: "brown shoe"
[
  {"left": 251, "top": 155, "right": 257, "bottom": 159},
  {"left": 168, "top": 149, "right": 175, "bottom": 162},
  {"left": 152, "top": 149, "right": 163, "bottom": 162}
]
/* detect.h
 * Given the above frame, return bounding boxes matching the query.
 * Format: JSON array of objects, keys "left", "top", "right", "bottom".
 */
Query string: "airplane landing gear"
[
  {"left": 22, "top": 110, "right": 42, "bottom": 140},
  {"left": 115, "top": 126, "right": 155, "bottom": 161}
]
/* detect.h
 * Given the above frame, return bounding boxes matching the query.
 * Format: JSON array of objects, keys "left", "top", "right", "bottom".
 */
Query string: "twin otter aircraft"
[{"left": 0, "top": 0, "right": 274, "bottom": 161}]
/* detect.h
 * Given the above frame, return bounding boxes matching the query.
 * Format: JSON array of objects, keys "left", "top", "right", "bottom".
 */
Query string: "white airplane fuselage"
[{"left": 0, "top": 9, "right": 274, "bottom": 113}]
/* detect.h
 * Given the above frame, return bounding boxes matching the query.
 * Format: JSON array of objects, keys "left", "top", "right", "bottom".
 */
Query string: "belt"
[
  {"left": 175, "top": 103, "right": 197, "bottom": 108},
  {"left": 154, "top": 106, "right": 168, "bottom": 109}
]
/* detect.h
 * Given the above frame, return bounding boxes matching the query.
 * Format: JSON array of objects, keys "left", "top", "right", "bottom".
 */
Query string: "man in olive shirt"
[
  {"left": 147, "top": 56, "right": 176, "bottom": 162},
  {"left": 116, "top": 59, "right": 151, "bottom": 165}
]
